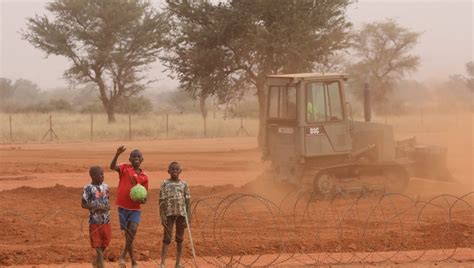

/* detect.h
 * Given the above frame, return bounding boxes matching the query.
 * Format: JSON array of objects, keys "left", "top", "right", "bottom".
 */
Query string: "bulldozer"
[{"left": 262, "top": 73, "right": 451, "bottom": 194}]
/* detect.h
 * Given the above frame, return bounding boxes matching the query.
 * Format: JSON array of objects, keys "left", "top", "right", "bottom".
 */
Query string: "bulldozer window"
[
  {"left": 327, "top": 82, "right": 344, "bottom": 121},
  {"left": 268, "top": 86, "right": 279, "bottom": 118},
  {"left": 306, "top": 81, "right": 344, "bottom": 123},
  {"left": 306, "top": 82, "right": 326, "bottom": 122},
  {"left": 267, "top": 86, "right": 296, "bottom": 120}
]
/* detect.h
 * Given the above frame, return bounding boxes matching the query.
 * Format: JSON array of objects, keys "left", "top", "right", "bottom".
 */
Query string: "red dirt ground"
[{"left": 0, "top": 133, "right": 473, "bottom": 266}]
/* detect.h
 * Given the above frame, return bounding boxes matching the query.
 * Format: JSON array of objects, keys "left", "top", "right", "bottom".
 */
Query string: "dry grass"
[
  {"left": 369, "top": 111, "right": 472, "bottom": 139},
  {"left": 0, "top": 112, "right": 259, "bottom": 143},
  {"left": 0, "top": 111, "right": 471, "bottom": 143}
]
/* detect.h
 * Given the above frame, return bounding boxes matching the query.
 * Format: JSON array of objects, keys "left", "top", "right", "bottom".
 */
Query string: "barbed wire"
[
  {"left": 187, "top": 191, "right": 473, "bottom": 267},
  {"left": 1, "top": 191, "right": 473, "bottom": 266}
]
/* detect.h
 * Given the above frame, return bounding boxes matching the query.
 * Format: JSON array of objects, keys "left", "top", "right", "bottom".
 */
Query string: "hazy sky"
[{"left": 0, "top": 0, "right": 473, "bottom": 90}]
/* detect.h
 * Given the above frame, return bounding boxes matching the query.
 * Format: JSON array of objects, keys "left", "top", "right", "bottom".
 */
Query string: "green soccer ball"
[{"left": 130, "top": 184, "right": 147, "bottom": 202}]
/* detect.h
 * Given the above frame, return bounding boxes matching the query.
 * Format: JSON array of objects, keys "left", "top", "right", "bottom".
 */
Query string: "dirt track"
[
  {"left": 0, "top": 138, "right": 261, "bottom": 190},
  {"left": 0, "top": 133, "right": 473, "bottom": 266}
]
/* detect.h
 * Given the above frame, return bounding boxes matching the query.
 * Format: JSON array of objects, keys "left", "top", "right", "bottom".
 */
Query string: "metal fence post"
[
  {"left": 41, "top": 114, "right": 58, "bottom": 141},
  {"left": 420, "top": 108, "right": 424, "bottom": 132},
  {"left": 90, "top": 115, "right": 93, "bottom": 141},
  {"left": 166, "top": 113, "right": 169, "bottom": 138},
  {"left": 236, "top": 116, "right": 250, "bottom": 136},
  {"left": 9, "top": 114, "right": 12, "bottom": 143},
  {"left": 455, "top": 108, "right": 459, "bottom": 127},
  {"left": 129, "top": 114, "right": 132, "bottom": 141}
]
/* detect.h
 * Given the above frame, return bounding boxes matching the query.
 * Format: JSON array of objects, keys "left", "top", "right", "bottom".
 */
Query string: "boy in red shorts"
[
  {"left": 110, "top": 146, "right": 149, "bottom": 268},
  {"left": 82, "top": 166, "right": 111, "bottom": 268}
]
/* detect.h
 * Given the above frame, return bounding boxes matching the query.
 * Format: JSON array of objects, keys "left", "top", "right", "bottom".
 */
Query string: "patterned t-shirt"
[
  {"left": 82, "top": 183, "right": 111, "bottom": 224},
  {"left": 159, "top": 179, "right": 191, "bottom": 217}
]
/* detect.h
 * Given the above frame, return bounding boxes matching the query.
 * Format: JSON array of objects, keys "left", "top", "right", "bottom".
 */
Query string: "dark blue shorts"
[{"left": 118, "top": 207, "right": 141, "bottom": 230}]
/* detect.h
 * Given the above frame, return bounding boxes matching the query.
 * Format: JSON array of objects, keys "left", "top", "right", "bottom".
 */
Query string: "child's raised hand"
[{"left": 116, "top": 146, "right": 126, "bottom": 155}]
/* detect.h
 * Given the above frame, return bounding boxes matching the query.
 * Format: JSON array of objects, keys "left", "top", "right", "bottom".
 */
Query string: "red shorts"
[{"left": 89, "top": 223, "right": 111, "bottom": 248}]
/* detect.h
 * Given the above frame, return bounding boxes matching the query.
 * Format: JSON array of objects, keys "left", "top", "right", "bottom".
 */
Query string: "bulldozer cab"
[{"left": 264, "top": 73, "right": 352, "bottom": 166}]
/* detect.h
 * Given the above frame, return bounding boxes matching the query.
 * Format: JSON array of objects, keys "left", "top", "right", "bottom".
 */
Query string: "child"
[
  {"left": 110, "top": 146, "right": 149, "bottom": 268},
  {"left": 82, "top": 166, "right": 111, "bottom": 268},
  {"left": 159, "top": 161, "right": 191, "bottom": 268}
]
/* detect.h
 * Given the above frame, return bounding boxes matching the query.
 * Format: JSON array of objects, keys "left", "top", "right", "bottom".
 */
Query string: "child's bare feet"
[{"left": 118, "top": 258, "right": 126, "bottom": 268}]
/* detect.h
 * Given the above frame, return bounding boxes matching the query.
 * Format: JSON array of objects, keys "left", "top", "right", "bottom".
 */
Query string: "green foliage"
[
  {"left": 227, "top": 97, "right": 259, "bottom": 118},
  {"left": 466, "top": 61, "right": 474, "bottom": 92},
  {"left": 1, "top": 99, "right": 73, "bottom": 113},
  {"left": 153, "top": 89, "right": 200, "bottom": 114},
  {"left": 434, "top": 75, "right": 471, "bottom": 110},
  {"left": 0, "top": 76, "right": 153, "bottom": 114},
  {"left": 116, "top": 95, "right": 153, "bottom": 114},
  {"left": 348, "top": 19, "right": 420, "bottom": 110},
  {"left": 8, "top": 79, "right": 41, "bottom": 100},
  {"left": 163, "top": 0, "right": 352, "bottom": 119},
  {"left": 79, "top": 101, "right": 104, "bottom": 114},
  {"left": 0, "top": 78, "right": 42, "bottom": 112},
  {"left": 46, "top": 99, "right": 73, "bottom": 111},
  {"left": 23, "top": 0, "right": 169, "bottom": 122},
  {"left": 79, "top": 95, "right": 153, "bottom": 114},
  {"left": 0, "top": 78, "right": 14, "bottom": 99}
]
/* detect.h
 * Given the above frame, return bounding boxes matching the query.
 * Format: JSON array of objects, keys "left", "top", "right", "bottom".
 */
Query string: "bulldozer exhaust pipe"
[{"left": 364, "top": 82, "right": 371, "bottom": 122}]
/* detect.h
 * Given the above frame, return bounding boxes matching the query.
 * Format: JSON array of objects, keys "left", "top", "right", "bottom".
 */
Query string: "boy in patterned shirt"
[
  {"left": 159, "top": 162, "right": 191, "bottom": 268},
  {"left": 82, "top": 166, "right": 111, "bottom": 268}
]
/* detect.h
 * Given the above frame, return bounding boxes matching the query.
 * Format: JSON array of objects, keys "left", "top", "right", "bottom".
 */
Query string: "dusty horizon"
[{"left": 0, "top": 0, "right": 472, "bottom": 90}]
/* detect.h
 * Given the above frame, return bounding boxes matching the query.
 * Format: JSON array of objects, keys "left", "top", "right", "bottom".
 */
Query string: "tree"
[
  {"left": 348, "top": 20, "right": 420, "bottom": 108},
  {"left": 0, "top": 78, "right": 41, "bottom": 100},
  {"left": 23, "top": 0, "right": 168, "bottom": 122},
  {"left": 11, "top": 79, "right": 41, "bottom": 100},
  {"left": 433, "top": 74, "right": 471, "bottom": 110},
  {"left": 0, "top": 78, "right": 14, "bottom": 99},
  {"left": 45, "top": 98, "right": 74, "bottom": 112},
  {"left": 466, "top": 61, "right": 474, "bottom": 92},
  {"left": 0, "top": 78, "right": 42, "bottom": 112},
  {"left": 163, "top": 0, "right": 352, "bottom": 145},
  {"left": 116, "top": 95, "right": 154, "bottom": 114}
]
